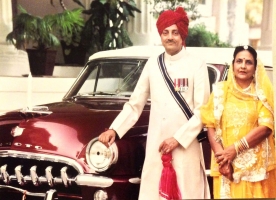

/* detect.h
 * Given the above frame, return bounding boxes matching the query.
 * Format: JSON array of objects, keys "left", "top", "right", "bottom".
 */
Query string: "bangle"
[
  {"left": 241, "top": 137, "right": 249, "bottom": 148},
  {"left": 234, "top": 137, "right": 249, "bottom": 155}
]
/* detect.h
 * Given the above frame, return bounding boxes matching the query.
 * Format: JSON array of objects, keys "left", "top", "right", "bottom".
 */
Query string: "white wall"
[
  {"left": 0, "top": 76, "right": 76, "bottom": 113},
  {"left": 0, "top": 66, "right": 82, "bottom": 113}
]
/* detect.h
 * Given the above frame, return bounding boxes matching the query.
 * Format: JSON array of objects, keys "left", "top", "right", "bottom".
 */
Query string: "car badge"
[
  {"left": 11, "top": 126, "right": 24, "bottom": 137},
  {"left": 174, "top": 78, "right": 188, "bottom": 92}
]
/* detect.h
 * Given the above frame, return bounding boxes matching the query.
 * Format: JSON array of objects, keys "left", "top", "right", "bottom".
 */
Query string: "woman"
[{"left": 201, "top": 45, "right": 276, "bottom": 198}]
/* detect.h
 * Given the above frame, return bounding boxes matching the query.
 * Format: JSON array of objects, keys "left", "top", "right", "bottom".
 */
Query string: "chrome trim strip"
[
  {"left": 128, "top": 177, "right": 140, "bottom": 184},
  {"left": 0, "top": 150, "right": 84, "bottom": 174},
  {"left": 75, "top": 174, "right": 113, "bottom": 187},
  {"left": 0, "top": 173, "right": 114, "bottom": 188},
  {"left": 0, "top": 185, "right": 45, "bottom": 197}
]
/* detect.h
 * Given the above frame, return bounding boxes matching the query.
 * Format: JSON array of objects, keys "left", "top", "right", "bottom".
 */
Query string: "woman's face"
[{"left": 233, "top": 50, "right": 256, "bottom": 87}]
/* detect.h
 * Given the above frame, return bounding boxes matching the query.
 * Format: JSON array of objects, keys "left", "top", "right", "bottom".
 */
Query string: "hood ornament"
[
  {"left": 11, "top": 126, "right": 24, "bottom": 137},
  {"left": 21, "top": 106, "right": 52, "bottom": 114}
]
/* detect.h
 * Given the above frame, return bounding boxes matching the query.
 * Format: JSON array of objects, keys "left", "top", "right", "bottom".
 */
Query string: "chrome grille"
[{"left": 0, "top": 150, "right": 83, "bottom": 197}]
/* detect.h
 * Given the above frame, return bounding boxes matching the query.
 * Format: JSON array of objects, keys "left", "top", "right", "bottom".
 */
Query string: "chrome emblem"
[{"left": 11, "top": 126, "right": 24, "bottom": 137}]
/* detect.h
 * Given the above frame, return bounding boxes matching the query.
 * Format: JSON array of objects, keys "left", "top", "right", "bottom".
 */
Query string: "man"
[{"left": 99, "top": 7, "right": 210, "bottom": 199}]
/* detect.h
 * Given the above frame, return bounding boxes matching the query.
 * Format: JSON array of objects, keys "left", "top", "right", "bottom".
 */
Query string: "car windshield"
[{"left": 67, "top": 58, "right": 148, "bottom": 99}]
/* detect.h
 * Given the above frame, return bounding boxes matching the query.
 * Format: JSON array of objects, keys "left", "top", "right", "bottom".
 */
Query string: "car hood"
[{"left": 7, "top": 99, "right": 150, "bottom": 160}]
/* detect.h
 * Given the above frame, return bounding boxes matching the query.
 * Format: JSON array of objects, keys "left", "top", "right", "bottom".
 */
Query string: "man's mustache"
[{"left": 165, "top": 39, "right": 175, "bottom": 43}]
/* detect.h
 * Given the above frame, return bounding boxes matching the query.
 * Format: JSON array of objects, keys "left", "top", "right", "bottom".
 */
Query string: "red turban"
[{"left": 156, "top": 7, "right": 189, "bottom": 41}]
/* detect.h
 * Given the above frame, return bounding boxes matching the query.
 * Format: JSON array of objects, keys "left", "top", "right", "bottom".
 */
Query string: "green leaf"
[
  {"left": 103, "top": 29, "right": 113, "bottom": 50},
  {"left": 120, "top": 27, "right": 133, "bottom": 46}
]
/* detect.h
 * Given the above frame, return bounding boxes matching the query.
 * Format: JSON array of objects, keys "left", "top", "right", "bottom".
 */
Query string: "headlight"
[{"left": 86, "top": 138, "right": 118, "bottom": 172}]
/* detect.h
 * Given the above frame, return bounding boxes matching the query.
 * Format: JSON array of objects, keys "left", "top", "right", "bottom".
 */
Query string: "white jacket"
[{"left": 110, "top": 48, "right": 211, "bottom": 199}]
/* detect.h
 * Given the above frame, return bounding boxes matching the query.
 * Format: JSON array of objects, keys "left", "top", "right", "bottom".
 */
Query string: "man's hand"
[
  {"left": 98, "top": 129, "right": 116, "bottom": 147},
  {"left": 159, "top": 137, "right": 179, "bottom": 154}
]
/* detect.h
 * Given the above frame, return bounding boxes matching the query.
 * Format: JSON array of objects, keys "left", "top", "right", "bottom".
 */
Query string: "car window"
[
  {"left": 207, "top": 64, "right": 221, "bottom": 92},
  {"left": 76, "top": 59, "right": 147, "bottom": 97}
]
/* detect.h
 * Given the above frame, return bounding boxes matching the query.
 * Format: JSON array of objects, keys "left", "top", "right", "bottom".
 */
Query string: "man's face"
[{"left": 160, "top": 24, "right": 183, "bottom": 56}]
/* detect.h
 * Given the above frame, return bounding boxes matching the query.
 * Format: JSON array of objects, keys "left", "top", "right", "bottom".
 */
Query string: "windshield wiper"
[
  {"left": 90, "top": 91, "right": 116, "bottom": 96},
  {"left": 71, "top": 91, "right": 116, "bottom": 100}
]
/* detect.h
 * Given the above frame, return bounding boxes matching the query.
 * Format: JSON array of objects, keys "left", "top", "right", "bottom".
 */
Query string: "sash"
[{"left": 157, "top": 53, "right": 206, "bottom": 142}]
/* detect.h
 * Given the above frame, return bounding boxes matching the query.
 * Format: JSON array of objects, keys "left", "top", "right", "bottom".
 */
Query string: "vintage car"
[{"left": 0, "top": 46, "right": 272, "bottom": 200}]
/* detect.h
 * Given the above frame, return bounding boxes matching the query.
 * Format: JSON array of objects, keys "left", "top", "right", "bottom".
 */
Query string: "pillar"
[
  {"left": 0, "top": 0, "right": 29, "bottom": 76},
  {"left": 126, "top": 0, "right": 160, "bottom": 46},
  {"left": 212, "top": 0, "right": 229, "bottom": 43},
  {"left": 259, "top": 0, "right": 272, "bottom": 50},
  {"left": 227, "top": 0, "right": 249, "bottom": 46}
]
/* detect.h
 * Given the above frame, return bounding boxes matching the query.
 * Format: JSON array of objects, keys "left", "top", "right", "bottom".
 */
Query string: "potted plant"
[
  {"left": 49, "top": 0, "right": 141, "bottom": 65},
  {"left": 49, "top": 0, "right": 87, "bottom": 65},
  {"left": 6, "top": 5, "right": 84, "bottom": 76},
  {"left": 77, "top": 0, "right": 141, "bottom": 58}
]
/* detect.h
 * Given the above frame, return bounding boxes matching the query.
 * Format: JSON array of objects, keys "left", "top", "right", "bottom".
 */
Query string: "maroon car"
[{"left": 0, "top": 46, "right": 271, "bottom": 200}]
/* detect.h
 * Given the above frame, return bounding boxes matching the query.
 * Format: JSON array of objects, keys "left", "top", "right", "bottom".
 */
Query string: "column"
[
  {"left": 227, "top": 0, "right": 249, "bottom": 46},
  {"left": 212, "top": 0, "right": 229, "bottom": 43},
  {"left": 126, "top": 0, "right": 160, "bottom": 46},
  {"left": 259, "top": 0, "right": 272, "bottom": 50},
  {"left": 0, "top": 0, "right": 29, "bottom": 76}
]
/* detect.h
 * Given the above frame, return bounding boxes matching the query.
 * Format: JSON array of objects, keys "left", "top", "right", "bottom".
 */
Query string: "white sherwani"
[{"left": 110, "top": 48, "right": 210, "bottom": 199}]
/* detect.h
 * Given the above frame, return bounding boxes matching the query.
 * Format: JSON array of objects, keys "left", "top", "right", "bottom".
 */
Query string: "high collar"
[{"left": 164, "top": 47, "right": 186, "bottom": 61}]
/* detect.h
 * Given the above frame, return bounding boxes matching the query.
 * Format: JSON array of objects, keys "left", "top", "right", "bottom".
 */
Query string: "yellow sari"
[{"left": 201, "top": 60, "right": 276, "bottom": 198}]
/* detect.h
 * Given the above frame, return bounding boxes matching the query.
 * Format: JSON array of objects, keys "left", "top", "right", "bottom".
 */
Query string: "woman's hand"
[
  {"left": 219, "top": 162, "right": 234, "bottom": 181},
  {"left": 215, "top": 145, "right": 236, "bottom": 167},
  {"left": 215, "top": 145, "right": 236, "bottom": 181}
]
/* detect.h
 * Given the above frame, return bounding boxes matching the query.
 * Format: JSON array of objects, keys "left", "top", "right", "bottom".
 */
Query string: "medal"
[
  {"left": 174, "top": 79, "right": 179, "bottom": 91},
  {"left": 174, "top": 78, "right": 188, "bottom": 92}
]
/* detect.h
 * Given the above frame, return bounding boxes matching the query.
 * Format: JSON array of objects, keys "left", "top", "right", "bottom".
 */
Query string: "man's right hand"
[{"left": 98, "top": 129, "right": 116, "bottom": 147}]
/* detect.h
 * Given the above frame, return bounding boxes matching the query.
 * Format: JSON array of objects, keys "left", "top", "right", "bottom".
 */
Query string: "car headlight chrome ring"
[{"left": 86, "top": 137, "right": 118, "bottom": 172}]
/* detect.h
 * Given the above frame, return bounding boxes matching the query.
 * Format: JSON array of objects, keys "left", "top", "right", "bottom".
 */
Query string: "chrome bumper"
[{"left": 0, "top": 185, "right": 57, "bottom": 200}]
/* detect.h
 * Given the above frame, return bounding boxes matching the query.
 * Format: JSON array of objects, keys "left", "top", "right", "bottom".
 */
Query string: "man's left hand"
[{"left": 159, "top": 137, "right": 179, "bottom": 154}]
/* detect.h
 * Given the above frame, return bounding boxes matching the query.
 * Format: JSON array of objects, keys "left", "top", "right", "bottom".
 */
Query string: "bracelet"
[{"left": 234, "top": 137, "right": 249, "bottom": 155}]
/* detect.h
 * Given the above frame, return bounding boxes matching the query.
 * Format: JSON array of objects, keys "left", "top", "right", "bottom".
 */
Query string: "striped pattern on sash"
[{"left": 157, "top": 53, "right": 193, "bottom": 119}]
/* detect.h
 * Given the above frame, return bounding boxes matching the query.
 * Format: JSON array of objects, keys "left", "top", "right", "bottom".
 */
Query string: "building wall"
[{"left": 0, "top": 76, "right": 77, "bottom": 113}]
